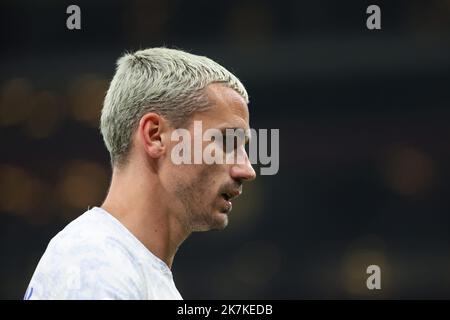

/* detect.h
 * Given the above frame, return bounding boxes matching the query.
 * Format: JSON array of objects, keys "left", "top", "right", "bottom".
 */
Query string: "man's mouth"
[
  {"left": 221, "top": 190, "right": 241, "bottom": 202},
  {"left": 220, "top": 190, "right": 242, "bottom": 213},
  {"left": 221, "top": 193, "right": 231, "bottom": 202},
  {"left": 220, "top": 194, "right": 232, "bottom": 213}
]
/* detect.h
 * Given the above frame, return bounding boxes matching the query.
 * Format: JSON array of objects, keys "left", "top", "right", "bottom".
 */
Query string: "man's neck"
[{"left": 101, "top": 165, "right": 191, "bottom": 269}]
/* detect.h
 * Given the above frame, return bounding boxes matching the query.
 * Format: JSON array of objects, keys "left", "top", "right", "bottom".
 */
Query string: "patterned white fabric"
[{"left": 25, "top": 206, "right": 183, "bottom": 300}]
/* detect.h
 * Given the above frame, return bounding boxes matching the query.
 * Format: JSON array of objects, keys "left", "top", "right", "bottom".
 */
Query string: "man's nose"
[{"left": 230, "top": 157, "right": 256, "bottom": 182}]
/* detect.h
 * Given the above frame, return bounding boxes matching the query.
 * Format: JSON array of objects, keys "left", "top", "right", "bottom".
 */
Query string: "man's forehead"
[{"left": 201, "top": 83, "right": 250, "bottom": 128}]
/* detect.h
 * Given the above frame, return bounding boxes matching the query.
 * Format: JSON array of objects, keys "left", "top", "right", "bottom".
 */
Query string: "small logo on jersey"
[{"left": 24, "top": 287, "right": 33, "bottom": 300}]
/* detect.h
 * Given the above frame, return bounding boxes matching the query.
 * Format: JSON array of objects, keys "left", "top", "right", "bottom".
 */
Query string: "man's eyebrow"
[
  {"left": 219, "top": 127, "right": 242, "bottom": 131},
  {"left": 219, "top": 127, "right": 251, "bottom": 143}
]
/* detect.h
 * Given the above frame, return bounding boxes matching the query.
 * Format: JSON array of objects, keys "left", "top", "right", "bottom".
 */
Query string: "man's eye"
[{"left": 223, "top": 136, "right": 239, "bottom": 151}]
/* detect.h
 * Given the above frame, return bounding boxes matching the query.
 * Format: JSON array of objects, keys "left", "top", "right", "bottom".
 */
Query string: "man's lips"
[
  {"left": 219, "top": 189, "right": 242, "bottom": 213},
  {"left": 220, "top": 189, "right": 242, "bottom": 202},
  {"left": 220, "top": 195, "right": 232, "bottom": 213}
]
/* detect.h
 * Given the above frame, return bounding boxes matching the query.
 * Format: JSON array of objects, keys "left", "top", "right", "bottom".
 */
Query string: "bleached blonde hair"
[{"left": 100, "top": 47, "right": 248, "bottom": 167}]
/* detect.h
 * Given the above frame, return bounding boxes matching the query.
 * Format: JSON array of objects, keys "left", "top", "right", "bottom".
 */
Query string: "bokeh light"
[
  {"left": 382, "top": 145, "right": 436, "bottom": 197},
  {"left": 0, "top": 164, "right": 50, "bottom": 220},
  {"left": 0, "top": 79, "right": 35, "bottom": 127},
  {"left": 67, "top": 74, "right": 108, "bottom": 127},
  {"left": 23, "top": 90, "right": 65, "bottom": 139},
  {"left": 57, "top": 160, "right": 109, "bottom": 217}
]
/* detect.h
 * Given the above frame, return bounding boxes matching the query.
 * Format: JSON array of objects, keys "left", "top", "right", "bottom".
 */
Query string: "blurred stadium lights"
[
  {"left": 24, "top": 90, "right": 64, "bottom": 139},
  {"left": 0, "top": 164, "right": 50, "bottom": 222},
  {"left": 124, "top": 0, "right": 170, "bottom": 43},
  {"left": 0, "top": 159, "right": 110, "bottom": 223},
  {"left": 68, "top": 74, "right": 108, "bottom": 128},
  {"left": 0, "top": 78, "right": 35, "bottom": 127},
  {"left": 57, "top": 160, "right": 109, "bottom": 218},
  {"left": 382, "top": 145, "right": 436, "bottom": 197},
  {"left": 227, "top": 1, "right": 274, "bottom": 44}
]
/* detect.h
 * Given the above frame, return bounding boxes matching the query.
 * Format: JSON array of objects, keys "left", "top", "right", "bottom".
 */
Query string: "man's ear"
[{"left": 139, "top": 113, "right": 167, "bottom": 159}]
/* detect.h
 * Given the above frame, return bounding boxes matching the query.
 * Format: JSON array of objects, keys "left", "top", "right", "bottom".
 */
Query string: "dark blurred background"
[{"left": 1, "top": 0, "right": 450, "bottom": 299}]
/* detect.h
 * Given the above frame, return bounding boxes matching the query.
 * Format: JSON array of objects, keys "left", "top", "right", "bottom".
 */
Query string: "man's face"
[{"left": 164, "top": 83, "right": 256, "bottom": 231}]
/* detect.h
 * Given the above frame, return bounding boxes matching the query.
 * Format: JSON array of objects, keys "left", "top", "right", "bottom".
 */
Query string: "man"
[{"left": 25, "top": 48, "right": 256, "bottom": 299}]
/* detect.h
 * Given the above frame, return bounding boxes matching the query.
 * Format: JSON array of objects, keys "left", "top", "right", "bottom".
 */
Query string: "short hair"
[{"left": 100, "top": 47, "right": 248, "bottom": 167}]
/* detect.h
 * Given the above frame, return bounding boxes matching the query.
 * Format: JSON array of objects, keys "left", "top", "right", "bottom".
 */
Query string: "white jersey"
[{"left": 25, "top": 206, "right": 183, "bottom": 300}]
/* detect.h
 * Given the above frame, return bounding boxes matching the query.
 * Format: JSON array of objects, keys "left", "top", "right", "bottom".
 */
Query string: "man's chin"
[
  {"left": 205, "top": 212, "right": 228, "bottom": 231},
  {"left": 211, "top": 214, "right": 229, "bottom": 231},
  {"left": 192, "top": 212, "right": 228, "bottom": 232}
]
